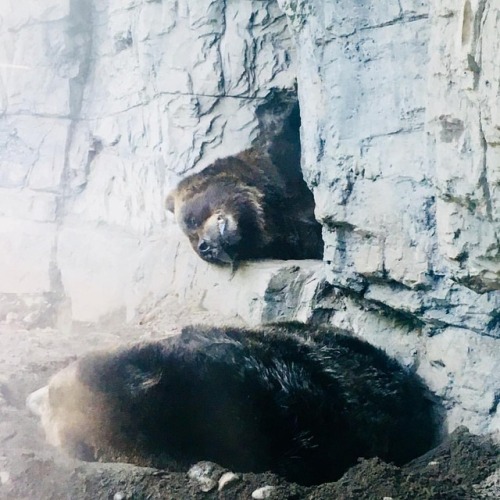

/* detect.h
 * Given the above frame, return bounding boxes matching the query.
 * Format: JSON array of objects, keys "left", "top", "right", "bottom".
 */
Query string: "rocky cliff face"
[
  {"left": 0, "top": 0, "right": 296, "bottom": 326},
  {"left": 0, "top": 1, "right": 498, "bottom": 435},
  {"left": 276, "top": 0, "right": 500, "bottom": 436}
]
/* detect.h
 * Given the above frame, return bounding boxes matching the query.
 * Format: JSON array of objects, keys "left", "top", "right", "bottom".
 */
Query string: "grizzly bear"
[
  {"left": 166, "top": 148, "right": 323, "bottom": 267},
  {"left": 28, "top": 323, "right": 441, "bottom": 486}
]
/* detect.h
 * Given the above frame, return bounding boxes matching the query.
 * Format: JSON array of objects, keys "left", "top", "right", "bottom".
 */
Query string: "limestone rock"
[
  {"left": 0, "top": 0, "right": 295, "bottom": 325},
  {"left": 277, "top": 0, "right": 500, "bottom": 435},
  {"left": 187, "top": 461, "right": 224, "bottom": 493},
  {"left": 252, "top": 485, "right": 277, "bottom": 499},
  {"left": 218, "top": 472, "right": 240, "bottom": 491}
]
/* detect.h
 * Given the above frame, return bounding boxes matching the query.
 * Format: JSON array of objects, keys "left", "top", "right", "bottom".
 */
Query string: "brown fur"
[
  {"left": 27, "top": 323, "right": 441, "bottom": 486},
  {"left": 166, "top": 148, "right": 323, "bottom": 266}
]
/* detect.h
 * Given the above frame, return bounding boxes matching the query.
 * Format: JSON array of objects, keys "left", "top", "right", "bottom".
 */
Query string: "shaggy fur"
[
  {"left": 166, "top": 149, "right": 323, "bottom": 266},
  {"left": 30, "top": 323, "right": 441, "bottom": 486}
]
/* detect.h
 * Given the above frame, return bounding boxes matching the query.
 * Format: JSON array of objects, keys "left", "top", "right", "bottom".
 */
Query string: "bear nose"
[{"left": 198, "top": 240, "right": 211, "bottom": 255}]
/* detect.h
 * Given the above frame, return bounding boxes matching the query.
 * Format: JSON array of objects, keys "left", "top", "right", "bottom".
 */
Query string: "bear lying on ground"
[
  {"left": 166, "top": 148, "right": 323, "bottom": 268},
  {"left": 28, "top": 323, "right": 441, "bottom": 486}
]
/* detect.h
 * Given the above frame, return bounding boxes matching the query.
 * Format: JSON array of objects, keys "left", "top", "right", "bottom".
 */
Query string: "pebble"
[
  {"left": 187, "top": 462, "right": 220, "bottom": 492},
  {"left": 251, "top": 485, "right": 276, "bottom": 499},
  {"left": 218, "top": 471, "right": 240, "bottom": 491},
  {"left": 113, "top": 492, "right": 126, "bottom": 500}
]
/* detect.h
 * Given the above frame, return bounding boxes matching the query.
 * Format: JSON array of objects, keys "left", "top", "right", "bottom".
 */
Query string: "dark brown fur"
[
  {"left": 166, "top": 148, "right": 323, "bottom": 266},
  {"left": 29, "top": 323, "right": 441, "bottom": 486}
]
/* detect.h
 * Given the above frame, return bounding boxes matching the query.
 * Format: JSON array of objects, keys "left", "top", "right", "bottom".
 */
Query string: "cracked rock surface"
[
  {"left": 0, "top": 0, "right": 499, "bottom": 468},
  {"left": 276, "top": 0, "right": 500, "bottom": 435}
]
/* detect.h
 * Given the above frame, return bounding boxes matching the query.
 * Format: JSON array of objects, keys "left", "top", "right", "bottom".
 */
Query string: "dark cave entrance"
[{"left": 253, "top": 88, "right": 324, "bottom": 261}]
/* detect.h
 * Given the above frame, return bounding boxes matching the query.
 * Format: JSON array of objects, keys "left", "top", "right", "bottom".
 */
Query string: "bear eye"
[{"left": 186, "top": 216, "right": 198, "bottom": 230}]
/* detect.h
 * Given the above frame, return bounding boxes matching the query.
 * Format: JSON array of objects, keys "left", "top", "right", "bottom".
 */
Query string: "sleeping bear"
[
  {"left": 28, "top": 323, "right": 441, "bottom": 486},
  {"left": 166, "top": 148, "right": 323, "bottom": 268}
]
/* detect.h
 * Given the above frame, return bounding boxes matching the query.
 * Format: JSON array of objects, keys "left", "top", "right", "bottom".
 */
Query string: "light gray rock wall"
[
  {"left": 277, "top": 0, "right": 499, "bottom": 435},
  {"left": 0, "top": 0, "right": 499, "bottom": 436},
  {"left": 0, "top": 0, "right": 296, "bottom": 326}
]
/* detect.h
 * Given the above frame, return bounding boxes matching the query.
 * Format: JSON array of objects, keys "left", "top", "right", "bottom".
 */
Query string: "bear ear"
[{"left": 165, "top": 190, "right": 176, "bottom": 214}]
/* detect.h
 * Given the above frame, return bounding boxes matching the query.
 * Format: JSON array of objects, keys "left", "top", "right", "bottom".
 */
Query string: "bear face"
[
  {"left": 28, "top": 323, "right": 441, "bottom": 486},
  {"left": 27, "top": 363, "right": 114, "bottom": 462},
  {"left": 171, "top": 183, "right": 251, "bottom": 265},
  {"left": 166, "top": 149, "right": 323, "bottom": 267},
  {"left": 181, "top": 210, "right": 239, "bottom": 265}
]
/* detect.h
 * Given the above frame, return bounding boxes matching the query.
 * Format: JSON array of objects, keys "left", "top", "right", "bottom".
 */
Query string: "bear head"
[{"left": 166, "top": 181, "right": 268, "bottom": 265}]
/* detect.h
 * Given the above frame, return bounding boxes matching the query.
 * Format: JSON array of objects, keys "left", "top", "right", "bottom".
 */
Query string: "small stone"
[
  {"left": 113, "top": 492, "right": 126, "bottom": 500},
  {"left": 199, "top": 479, "right": 217, "bottom": 493},
  {"left": 218, "top": 471, "right": 240, "bottom": 491},
  {"left": 251, "top": 485, "right": 276, "bottom": 499},
  {"left": 382, "top": 497, "right": 394, "bottom": 500},
  {"left": 0, "top": 471, "right": 10, "bottom": 485},
  {"left": 428, "top": 461, "right": 439, "bottom": 466},
  {"left": 187, "top": 461, "right": 221, "bottom": 492}
]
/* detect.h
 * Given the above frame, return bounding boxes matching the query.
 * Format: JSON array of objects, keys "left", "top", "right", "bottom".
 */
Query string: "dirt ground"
[{"left": 0, "top": 302, "right": 498, "bottom": 499}]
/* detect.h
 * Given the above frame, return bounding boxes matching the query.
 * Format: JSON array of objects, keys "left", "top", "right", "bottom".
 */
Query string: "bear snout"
[{"left": 197, "top": 239, "right": 212, "bottom": 256}]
